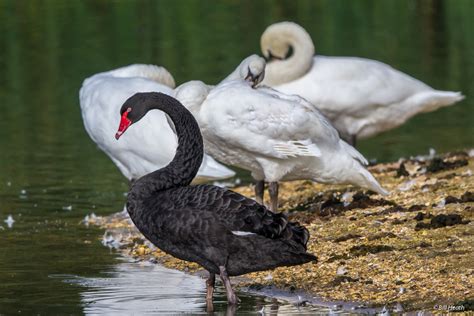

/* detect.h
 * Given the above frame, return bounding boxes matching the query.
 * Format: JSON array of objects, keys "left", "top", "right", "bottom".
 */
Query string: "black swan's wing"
[
  {"left": 167, "top": 184, "right": 311, "bottom": 250},
  {"left": 141, "top": 198, "right": 315, "bottom": 276}
]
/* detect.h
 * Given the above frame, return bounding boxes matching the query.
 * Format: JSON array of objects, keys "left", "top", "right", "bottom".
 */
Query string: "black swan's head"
[{"left": 115, "top": 93, "right": 154, "bottom": 139}]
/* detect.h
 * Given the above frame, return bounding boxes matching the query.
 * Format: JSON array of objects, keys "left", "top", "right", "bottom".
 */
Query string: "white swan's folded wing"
[{"left": 202, "top": 82, "right": 340, "bottom": 159}]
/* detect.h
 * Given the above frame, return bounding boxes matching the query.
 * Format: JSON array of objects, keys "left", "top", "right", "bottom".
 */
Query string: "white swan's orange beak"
[{"left": 115, "top": 111, "right": 132, "bottom": 140}]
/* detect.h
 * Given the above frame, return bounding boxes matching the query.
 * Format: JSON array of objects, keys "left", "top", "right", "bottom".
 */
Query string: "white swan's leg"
[
  {"left": 255, "top": 180, "right": 265, "bottom": 205},
  {"left": 219, "top": 266, "right": 240, "bottom": 305},
  {"left": 269, "top": 181, "right": 279, "bottom": 212}
]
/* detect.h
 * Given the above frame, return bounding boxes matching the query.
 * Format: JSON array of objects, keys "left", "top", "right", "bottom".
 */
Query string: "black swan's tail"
[{"left": 255, "top": 208, "right": 311, "bottom": 251}]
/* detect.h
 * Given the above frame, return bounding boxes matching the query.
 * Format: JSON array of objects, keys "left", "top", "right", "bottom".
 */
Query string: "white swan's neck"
[{"left": 261, "top": 22, "right": 315, "bottom": 86}]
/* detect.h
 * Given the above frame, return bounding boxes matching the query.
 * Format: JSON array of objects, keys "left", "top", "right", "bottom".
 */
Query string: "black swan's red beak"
[{"left": 115, "top": 111, "right": 132, "bottom": 140}]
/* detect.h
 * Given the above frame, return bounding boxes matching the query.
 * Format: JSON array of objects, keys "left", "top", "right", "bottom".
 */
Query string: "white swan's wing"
[
  {"left": 79, "top": 67, "right": 234, "bottom": 182},
  {"left": 201, "top": 82, "right": 339, "bottom": 160},
  {"left": 276, "top": 56, "right": 430, "bottom": 114},
  {"left": 276, "top": 56, "right": 464, "bottom": 137},
  {"left": 94, "top": 64, "right": 176, "bottom": 88}
]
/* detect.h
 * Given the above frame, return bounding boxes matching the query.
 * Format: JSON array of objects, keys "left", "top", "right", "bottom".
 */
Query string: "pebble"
[{"left": 336, "top": 266, "right": 348, "bottom": 275}]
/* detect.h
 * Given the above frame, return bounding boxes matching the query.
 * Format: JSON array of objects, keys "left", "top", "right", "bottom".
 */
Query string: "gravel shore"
[{"left": 88, "top": 150, "right": 474, "bottom": 312}]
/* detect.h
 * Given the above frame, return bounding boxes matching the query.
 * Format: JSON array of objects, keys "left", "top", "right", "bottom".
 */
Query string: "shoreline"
[{"left": 85, "top": 150, "right": 474, "bottom": 313}]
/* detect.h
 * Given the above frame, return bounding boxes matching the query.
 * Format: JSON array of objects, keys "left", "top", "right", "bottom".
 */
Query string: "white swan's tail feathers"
[
  {"left": 358, "top": 167, "right": 389, "bottom": 196},
  {"left": 416, "top": 90, "right": 464, "bottom": 114},
  {"left": 195, "top": 155, "right": 236, "bottom": 183},
  {"left": 340, "top": 140, "right": 368, "bottom": 165},
  {"left": 106, "top": 64, "right": 176, "bottom": 88}
]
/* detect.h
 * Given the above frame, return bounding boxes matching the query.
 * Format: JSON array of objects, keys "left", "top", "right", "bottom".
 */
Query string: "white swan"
[
  {"left": 260, "top": 21, "right": 465, "bottom": 144},
  {"left": 79, "top": 64, "right": 235, "bottom": 183},
  {"left": 180, "top": 55, "right": 388, "bottom": 211}
]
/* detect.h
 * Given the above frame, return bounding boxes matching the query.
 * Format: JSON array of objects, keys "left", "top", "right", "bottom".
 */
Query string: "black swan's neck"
[{"left": 131, "top": 93, "right": 203, "bottom": 197}]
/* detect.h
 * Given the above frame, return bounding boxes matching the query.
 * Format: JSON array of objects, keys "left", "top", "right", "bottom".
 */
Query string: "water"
[{"left": 0, "top": 0, "right": 473, "bottom": 314}]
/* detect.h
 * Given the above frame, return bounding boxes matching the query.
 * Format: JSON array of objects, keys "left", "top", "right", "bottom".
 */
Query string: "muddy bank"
[{"left": 86, "top": 151, "right": 474, "bottom": 312}]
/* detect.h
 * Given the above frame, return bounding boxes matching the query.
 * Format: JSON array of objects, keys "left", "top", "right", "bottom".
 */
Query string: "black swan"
[{"left": 115, "top": 92, "right": 317, "bottom": 304}]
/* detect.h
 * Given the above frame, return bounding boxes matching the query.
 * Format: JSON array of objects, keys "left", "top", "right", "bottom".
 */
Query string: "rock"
[
  {"left": 328, "top": 275, "right": 359, "bottom": 286},
  {"left": 396, "top": 162, "right": 409, "bottom": 177},
  {"left": 348, "top": 192, "right": 396, "bottom": 210},
  {"left": 414, "top": 212, "right": 431, "bottom": 221},
  {"left": 407, "top": 204, "right": 425, "bottom": 212},
  {"left": 349, "top": 244, "right": 395, "bottom": 256},
  {"left": 415, "top": 213, "right": 470, "bottom": 230},
  {"left": 426, "top": 157, "right": 468, "bottom": 173},
  {"left": 367, "top": 232, "right": 397, "bottom": 241},
  {"left": 461, "top": 191, "right": 474, "bottom": 202},
  {"left": 334, "top": 233, "right": 362, "bottom": 242},
  {"left": 445, "top": 195, "right": 462, "bottom": 204}
]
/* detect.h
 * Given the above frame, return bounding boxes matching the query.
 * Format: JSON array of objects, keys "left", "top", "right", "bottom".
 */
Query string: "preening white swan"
[
  {"left": 79, "top": 64, "right": 235, "bottom": 183},
  {"left": 182, "top": 55, "right": 388, "bottom": 211},
  {"left": 260, "top": 21, "right": 465, "bottom": 144}
]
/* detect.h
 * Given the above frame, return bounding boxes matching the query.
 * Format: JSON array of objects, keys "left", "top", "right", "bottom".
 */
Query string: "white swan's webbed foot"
[
  {"left": 219, "top": 266, "right": 240, "bottom": 305},
  {"left": 255, "top": 180, "right": 265, "bottom": 205},
  {"left": 269, "top": 181, "right": 279, "bottom": 212}
]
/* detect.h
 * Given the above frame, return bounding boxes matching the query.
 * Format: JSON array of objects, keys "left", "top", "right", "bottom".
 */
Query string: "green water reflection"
[{"left": 0, "top": 0, "right": 472, "bottom": 314}]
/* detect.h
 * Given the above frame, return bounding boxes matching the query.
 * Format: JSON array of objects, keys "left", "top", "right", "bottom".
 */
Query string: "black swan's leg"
[
  {"left": 255, "top": 180, "right": 265, "bottom": 205},
  {"left": 206, "top": 272, "right": 215, "bottom": 302},
  {"left": 219, "top": 266, "right": 239, "bottom": 305},
  {"left": 225, "top": 303, "right": 237, "bottom": 316},
  {"left": 268, "top": 181, "right": 279, "bottom": 212}
]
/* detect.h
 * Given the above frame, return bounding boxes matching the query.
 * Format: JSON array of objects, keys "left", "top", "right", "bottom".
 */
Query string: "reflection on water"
[
  {"left": 61, "top": 261, "right": 207, "bottom": 314},
  {"left": 61, "top": 259, "right": 331, "bottom": 315}
]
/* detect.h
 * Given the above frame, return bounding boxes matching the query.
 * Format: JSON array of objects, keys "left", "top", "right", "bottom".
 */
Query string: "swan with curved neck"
[
  {"left": 186, "top": 54, "right": 388, "bottom": 212},
  {"left": 115, "top": 92, "right": 316, "bottom": 305},
  {"left": 79, "top": 63, "right": 236, "bottom": 183},
  {"left": 260, "top": 21, "right": 464, "bottom": 145},
  {"left": 261, "top": 21, "right": 314, "bottom": 86}
]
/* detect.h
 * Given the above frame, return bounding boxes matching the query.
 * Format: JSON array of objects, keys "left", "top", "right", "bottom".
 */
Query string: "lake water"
[{"left": 0, "top": 0, "right": 472, "bottom": 314}]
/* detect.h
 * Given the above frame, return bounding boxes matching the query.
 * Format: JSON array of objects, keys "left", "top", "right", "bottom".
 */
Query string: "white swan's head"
[
  {"left": 261, "top": 21, "right": 314, "bottom": 61},
  {"left": 260, "top": 22, "right": 315, "bottom": 86},
  {"left": 221, "top": 54, "right": 266, "bottom": 87},
  {"left": 174, "top": 80, "right": 211, "bottom": 114}
]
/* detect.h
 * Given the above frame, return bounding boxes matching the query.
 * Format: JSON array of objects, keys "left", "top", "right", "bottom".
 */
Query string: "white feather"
[{"left": 232, "top": 231, "right": 256, "bottom": 236}]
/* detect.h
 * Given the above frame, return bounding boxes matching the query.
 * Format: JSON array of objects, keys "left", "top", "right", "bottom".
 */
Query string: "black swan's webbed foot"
[
  {"left": 268, "top": 181, "right": 279, "bottom": 212},
  {"left": 255, "top": 180, "right": 265, "bottom": 205},
  {"left": 206, "top": 272, "right": 215, "bottom": 302},
  {"left": 219, "top": 266, "right": 240, "bottom": 305}
]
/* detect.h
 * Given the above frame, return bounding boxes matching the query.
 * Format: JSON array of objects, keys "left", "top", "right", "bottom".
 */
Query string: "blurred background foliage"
[{"left": 0, "top": 0, "right": 472, "bottom": 185}]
